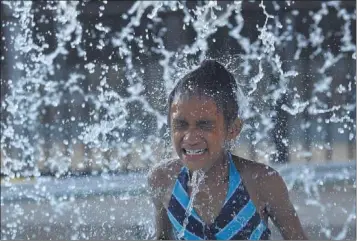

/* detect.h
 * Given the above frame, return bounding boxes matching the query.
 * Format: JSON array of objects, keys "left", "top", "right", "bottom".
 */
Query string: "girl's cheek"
[{"left": 172, "top": 132, "right": 181, "bottom": 142}]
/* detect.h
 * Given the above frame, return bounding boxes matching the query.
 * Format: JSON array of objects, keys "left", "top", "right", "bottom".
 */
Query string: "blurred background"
[{"left": 1, "top": 1, "right": 356, "bottom": 240}]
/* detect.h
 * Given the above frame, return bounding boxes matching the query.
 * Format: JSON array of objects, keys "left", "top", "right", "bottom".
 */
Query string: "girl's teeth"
[{"left": 186, "top": 149, "right": 205, "bottom": 155}]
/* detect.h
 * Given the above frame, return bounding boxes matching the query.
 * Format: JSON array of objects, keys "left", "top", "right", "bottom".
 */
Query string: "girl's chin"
[
  {"left": 182, "top": 158, "right": 212, "bottom": 172},
  {"left": 182, "top": 152, "right": 206, "bottom": 162}
]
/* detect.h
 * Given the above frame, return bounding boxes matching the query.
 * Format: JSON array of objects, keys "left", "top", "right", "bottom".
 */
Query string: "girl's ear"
[{"left": 227, "top": 118, "right": 243, "bottom": 140}]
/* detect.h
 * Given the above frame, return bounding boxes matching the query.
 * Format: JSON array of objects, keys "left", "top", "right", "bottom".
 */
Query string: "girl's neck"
[{"left": 188, "top": 151, "right": 230, "bottom": 186}]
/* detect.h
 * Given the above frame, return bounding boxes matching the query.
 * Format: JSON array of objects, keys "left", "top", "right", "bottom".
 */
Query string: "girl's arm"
[
  {"left": 152, "top": 196, "right": 172, "bottom": 240},
  {"left": 148, "top": 168, "right": 172, "bottom": 240},
  {"left": 262, "top": 169, "right": 308, "bottom": 240}
]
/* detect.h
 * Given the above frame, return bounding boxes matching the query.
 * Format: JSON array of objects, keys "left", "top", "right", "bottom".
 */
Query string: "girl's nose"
[{"left": 183, "top": 128, "right": 201, "bottom": 145}]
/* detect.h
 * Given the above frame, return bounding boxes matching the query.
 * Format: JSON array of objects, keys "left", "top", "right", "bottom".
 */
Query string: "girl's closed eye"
[
  {"left": 197, "top": 120, "right": 214, "bottom": 130},
  {"left": 172, "top": 119, "right": 188, "bottom": 130}
]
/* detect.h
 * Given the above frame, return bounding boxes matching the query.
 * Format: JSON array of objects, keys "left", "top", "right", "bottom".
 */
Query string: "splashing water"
[
  {"left": 178, "top": 169, "right": 205, "bottom": 239},
  {"left": 0, "top": 0, "right": 356, "bottom": 240}
]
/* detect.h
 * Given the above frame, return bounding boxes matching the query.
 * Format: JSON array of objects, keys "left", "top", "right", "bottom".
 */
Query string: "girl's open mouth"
[{"left": 182, "top": 148, "right": 207, "bottom": 156}]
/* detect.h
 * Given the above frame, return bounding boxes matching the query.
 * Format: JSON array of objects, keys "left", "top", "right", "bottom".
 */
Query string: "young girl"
[{"left": 148, "top": 60, "right": 307, "bottom": 240}]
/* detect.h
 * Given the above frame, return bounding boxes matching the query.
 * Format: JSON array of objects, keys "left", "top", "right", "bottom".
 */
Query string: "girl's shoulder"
[
  {"left": 231, "top": 155, "right": 281, "bottom": 184},
  {"left": 147, "top": 158, "right": 183, "bottom": 200}
]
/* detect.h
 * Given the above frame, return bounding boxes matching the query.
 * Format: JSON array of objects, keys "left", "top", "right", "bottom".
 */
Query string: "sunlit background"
[{"left": 1, "top": 1, "right": 356, "bottom": 240}]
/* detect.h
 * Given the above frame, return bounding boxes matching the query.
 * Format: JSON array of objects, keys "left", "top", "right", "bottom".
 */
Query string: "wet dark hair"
[{"left": 167, "top": 59, "right": 239, "bottom": 128}]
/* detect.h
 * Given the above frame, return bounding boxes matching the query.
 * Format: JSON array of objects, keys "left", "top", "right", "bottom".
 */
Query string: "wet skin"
[
  {"left": 148, "top": 95, "right": 308, "bottom": 240},
  {"left": 170, "top": 94, "right": 232, "bottom": 172}
]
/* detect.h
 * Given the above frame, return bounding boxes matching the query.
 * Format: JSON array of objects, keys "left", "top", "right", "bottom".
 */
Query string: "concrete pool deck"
[{"left": 1, "top": 161, "right": 356, "bottom": 240}]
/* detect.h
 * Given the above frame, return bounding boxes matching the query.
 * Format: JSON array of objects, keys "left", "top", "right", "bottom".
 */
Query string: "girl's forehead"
[{"left": 171, "top": 94, "right": 220, "bottom": 117}]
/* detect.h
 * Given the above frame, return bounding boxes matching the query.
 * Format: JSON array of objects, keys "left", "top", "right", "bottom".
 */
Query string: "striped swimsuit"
[{"left": 167, "top": 153, "right": 271, "bottom": 240}]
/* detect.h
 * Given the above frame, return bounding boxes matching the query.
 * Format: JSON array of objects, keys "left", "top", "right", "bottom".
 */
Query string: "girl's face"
[{"left": 170, "top": 95, "right": 232, "bottom": 171}]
